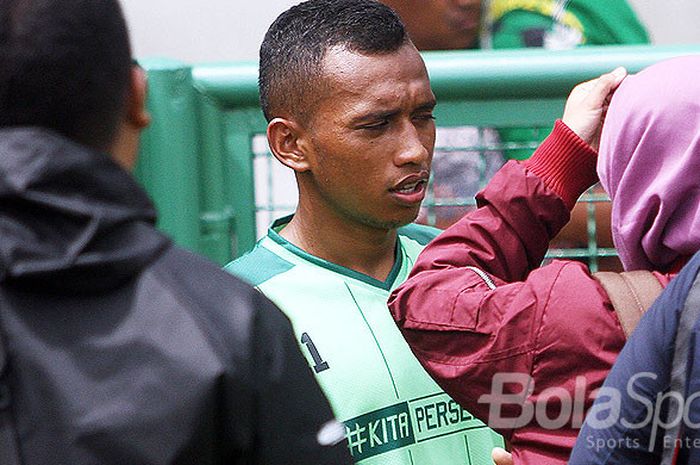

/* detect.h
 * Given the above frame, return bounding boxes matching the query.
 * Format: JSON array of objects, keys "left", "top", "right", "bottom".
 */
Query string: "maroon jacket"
[{"left": 389, "top": 121, "right": 670, "bottom": 465}]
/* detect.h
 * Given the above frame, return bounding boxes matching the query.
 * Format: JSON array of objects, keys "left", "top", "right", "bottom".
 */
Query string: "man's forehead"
[
  {"left": 305, "top": 45, "right": 435, "bottom": 124},
  {"left": 318, "top": 44, "right": 430, "bottom": 94}
]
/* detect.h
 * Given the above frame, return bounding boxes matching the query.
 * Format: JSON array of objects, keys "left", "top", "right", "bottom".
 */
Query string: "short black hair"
[
  {"left": 0, "top": 0, "right": 132, "bottom": 150},
  {"left": 259, "top": 0, "right": 409, "bottom": 122}
]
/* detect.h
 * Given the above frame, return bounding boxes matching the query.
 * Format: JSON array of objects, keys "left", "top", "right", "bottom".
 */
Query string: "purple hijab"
[{"left": 598, "top": 55, "right": 700, "bottom": 271}]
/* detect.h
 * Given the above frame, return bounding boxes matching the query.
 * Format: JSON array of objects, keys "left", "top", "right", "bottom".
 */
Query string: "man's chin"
[
  {"left": 368, "top": 211, "right": 421, "bottom": 231},
  {"left": 397, "top": 207, "right": 422, "bottom": 226}
]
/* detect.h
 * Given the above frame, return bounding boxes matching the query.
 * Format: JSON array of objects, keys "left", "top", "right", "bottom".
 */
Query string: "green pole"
[
  {"left": 136, "top": 58, "right": 202, "bottom": 253},
  {"left": 197, "top": 94, "right": 236, "bottom": 264}
]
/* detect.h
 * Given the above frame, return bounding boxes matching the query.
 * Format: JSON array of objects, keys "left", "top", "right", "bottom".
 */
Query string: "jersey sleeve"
[{"left": 249, "top": 291, "right": 352, "bottom": 465}]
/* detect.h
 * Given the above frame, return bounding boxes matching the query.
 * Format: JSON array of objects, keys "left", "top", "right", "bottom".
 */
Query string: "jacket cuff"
[{"left": 522, "top": 120, "right": 598, "bottom": 210}]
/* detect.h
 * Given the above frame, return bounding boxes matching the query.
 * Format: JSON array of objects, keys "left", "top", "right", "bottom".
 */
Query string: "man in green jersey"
[
  {"left": 483, "top": 0, "right": 649, "bottom": 51},
  {"left": 225, "top": 0, "right": 503, "bottom": 463}
]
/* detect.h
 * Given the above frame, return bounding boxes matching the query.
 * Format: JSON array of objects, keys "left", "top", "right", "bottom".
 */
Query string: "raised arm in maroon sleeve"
[{"left": 388, "top": 121, "right": 628, "bottom": 465}]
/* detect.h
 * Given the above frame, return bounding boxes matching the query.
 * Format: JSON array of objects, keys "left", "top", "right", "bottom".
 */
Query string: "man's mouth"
[
  {"left": 390, "top": 172, "right": 430, "bottom": 204},
  {"left": 394, "top": 179, "right": 426, "bottom": 194}
]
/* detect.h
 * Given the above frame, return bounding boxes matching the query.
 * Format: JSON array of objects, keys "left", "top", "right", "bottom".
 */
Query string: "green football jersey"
[
  {"left": 484, "top": 0, "right": 649, "bottom": 50},
  {"left": 226, "top": 216, "right": 503, "bottom": 464}
]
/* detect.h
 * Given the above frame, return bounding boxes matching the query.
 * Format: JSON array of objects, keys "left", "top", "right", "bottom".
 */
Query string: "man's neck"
[{"left": 279, "top": 206, "right": 399, "bottom": 282}]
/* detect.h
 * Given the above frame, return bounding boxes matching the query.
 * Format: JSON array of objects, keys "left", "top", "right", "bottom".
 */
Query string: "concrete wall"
[
  {"left": 627, "top": 0, "right": 700, "bottom": 45},
  {"left": 122, "top": 1, "right": 700, "bottom": 63},
  {"left": 122, "top": 0, "right": 298, "bottom": 62}
]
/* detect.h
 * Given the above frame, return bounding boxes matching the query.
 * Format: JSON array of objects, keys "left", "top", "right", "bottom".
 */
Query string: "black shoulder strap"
[
  {"left": 660, "top": 271, "right": 700, "bottom": 465},
  {"left": 0, "top": 327, "right": 21, "bottom": 465}
]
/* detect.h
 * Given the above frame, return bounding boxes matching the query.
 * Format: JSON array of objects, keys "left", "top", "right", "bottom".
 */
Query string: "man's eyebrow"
[
  {"left": 414, "top": 99, "right": 437, "bottom": 111},
  {"left": 350, "top": 109, "right": 401, "bottom": 124},
  {"left": 350, "top": 99, "right": 437, "bottom": 124}
]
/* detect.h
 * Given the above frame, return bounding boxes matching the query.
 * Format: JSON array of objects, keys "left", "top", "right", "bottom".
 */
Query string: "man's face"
[
  {"left": 300, "top": 43, "right": 436, "bottom": 231},
  {"left": 382, "top": 0, "right": 482, "bottom": 50}
]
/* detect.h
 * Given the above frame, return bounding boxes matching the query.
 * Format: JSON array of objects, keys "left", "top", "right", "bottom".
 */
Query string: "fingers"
[
  {"left": 492, "top": 447, "right": 514, "bottom": 465},
  {"left": 561, "top": 66, "right": 628, "bottom": 149},
  {"left": 568, "top": 67, "right": 627, "bottom": 103},
  {"left": 587, "top": 67, "right": 628, "bottom": 108},
  {"left": 610, "top": 66, "right": 628, "bottom": 88}
]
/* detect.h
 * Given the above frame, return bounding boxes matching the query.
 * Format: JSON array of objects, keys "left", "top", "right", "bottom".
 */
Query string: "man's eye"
[
  {"left": 360, "top": 120, "right": 389, "bottom": 130},
  {"left": 414, "top": 113, "right": 436, "bottom": 122}
]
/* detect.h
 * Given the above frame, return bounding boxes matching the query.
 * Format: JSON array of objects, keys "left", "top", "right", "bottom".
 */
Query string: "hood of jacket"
[{"left": 0, "top": 127, "right": 170, "bottom": 292}]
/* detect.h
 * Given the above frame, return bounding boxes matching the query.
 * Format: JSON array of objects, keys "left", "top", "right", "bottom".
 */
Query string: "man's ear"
[
  {"left": 267, "top": 118, "right": 311, "bottom": 172},
  {"left": 109, "top": 65, "right": 152, "bottom": 171},
  {"left": 127, "top": 65, "right": 151, "bottom": 129}
]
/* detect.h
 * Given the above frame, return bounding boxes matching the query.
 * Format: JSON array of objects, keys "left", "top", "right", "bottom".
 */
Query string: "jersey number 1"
[{"left": 301, "top": 333, "right": 330, "bottom": 373}]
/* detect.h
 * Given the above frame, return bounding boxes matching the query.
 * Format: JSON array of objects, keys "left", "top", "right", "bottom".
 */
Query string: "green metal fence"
[{"left": 137, "top": 44, "right": 700, "bottom": 270}]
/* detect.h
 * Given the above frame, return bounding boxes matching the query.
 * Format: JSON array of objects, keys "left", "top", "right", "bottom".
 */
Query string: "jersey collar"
[{"left": 267, "top": 215, "right": 404, "bottom": 291}]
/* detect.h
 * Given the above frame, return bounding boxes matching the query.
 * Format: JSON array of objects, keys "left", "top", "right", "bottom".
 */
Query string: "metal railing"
[{"left": 136, "top": 44, "right": 700, "bottom": 270}]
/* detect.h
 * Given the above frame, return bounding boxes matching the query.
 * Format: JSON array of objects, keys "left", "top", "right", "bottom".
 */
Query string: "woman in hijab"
[
  {"left": 599, "top": 55, "right": 700, "bottom": 273},
  {"left": 568, "top": 55, "right": 700, "bottom": 465}
]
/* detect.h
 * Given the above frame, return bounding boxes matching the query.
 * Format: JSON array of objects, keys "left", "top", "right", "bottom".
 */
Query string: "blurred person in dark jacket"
[{"left": 0, "top": 0, "right": 350, "bottom": 464}]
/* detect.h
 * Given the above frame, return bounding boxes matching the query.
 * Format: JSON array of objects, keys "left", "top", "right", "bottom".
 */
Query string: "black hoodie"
[{"left": 0, "top": 128, "right": 350, "bottom": 465}]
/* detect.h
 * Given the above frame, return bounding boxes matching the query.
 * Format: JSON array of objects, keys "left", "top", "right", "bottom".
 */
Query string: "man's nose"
[{"left": 395, "top": 123, "right": 431, "bottom": 166}]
